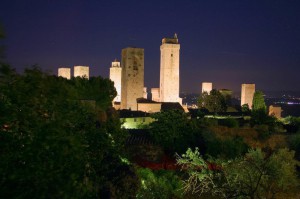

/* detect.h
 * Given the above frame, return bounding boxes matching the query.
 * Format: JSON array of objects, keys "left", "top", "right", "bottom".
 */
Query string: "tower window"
[{"left": 171, "top": 54, "right": 173, "bottom": 57}]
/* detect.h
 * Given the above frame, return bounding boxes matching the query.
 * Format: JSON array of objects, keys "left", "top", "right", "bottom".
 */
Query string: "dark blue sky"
[{"left": 1, "top": 0, "right": 300, "bottom": 93}]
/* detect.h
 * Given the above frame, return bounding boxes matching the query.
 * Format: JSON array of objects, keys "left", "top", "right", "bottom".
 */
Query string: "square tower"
[
  {"left": 58, "top": 67, "right": 71, "bottom": 79},
  {"left": 241, "top": 83, "right": 255, "bottom": 109},
  {"left": 202, "top": 82, "right": 212, "bottom": 93},
  {"left": 121, "top": 47, "right": 144, "bottom": 110},
  {"left": 151, "top": 88, "right": 160, "bottom": 102},
  {"left": 159, "top": 34, "right": 181, "bottom": 104},
  {"left": 74, "top": 66, "right": 89, "bottom": 79},
  {"left": 109, "top": 59, "right": 122, "bottom": 102}
]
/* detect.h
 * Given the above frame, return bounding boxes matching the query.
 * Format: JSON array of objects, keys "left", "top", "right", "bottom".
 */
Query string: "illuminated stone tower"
[
  {"left": 121, "top": 47, "right": 144, "bottom": 110},
  {"left": 202, "top": 82, "right": 212, "bottom": 93},
  {"left": 58, "top": 67, "right": 71, "bottom": 79},
  {"left": 159, "top": 34, "right": 181, "bottom": 104},
  {"left": 109, "top": 59, "right": 122, "bottom": 102},
  {"left": 74, "top": 66, "right": 89, "bottom": 79},
  {"left": 241, "top": 83, "right": 255, "bottom": 109}
]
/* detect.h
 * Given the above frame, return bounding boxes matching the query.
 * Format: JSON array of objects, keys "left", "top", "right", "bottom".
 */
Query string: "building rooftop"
[
  {"left": 137, "top": 98, "right": 160, "bottom": 104},
  {"left": 161, "top": 102, "right": 184, "bottom": 111},
  {"left": 126, "top": 129, "right": 154, "bottom": 145}
]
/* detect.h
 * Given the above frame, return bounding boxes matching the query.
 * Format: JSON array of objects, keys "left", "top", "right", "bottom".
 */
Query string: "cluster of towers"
[
  {"left": 110, "top": 34, "right": 181, "bottom": 110},
  {"left": 201, "top": 82, "right": 256, "bottom": 109},
  {"left": 58, "top": 66, "right": 89, "bottom": 79},
  {"left": 57, "top": 34, "right": 259, "bottom": 113}
]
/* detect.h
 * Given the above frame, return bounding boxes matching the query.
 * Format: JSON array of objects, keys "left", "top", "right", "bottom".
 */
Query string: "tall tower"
[
  {"left": 58, "top": 67, "right": 71, "bottom": 79},
  {"left": 109, "top": 59, "right": 122, "bottom": 102},
  {"left": 241, "top": 83, "right": 255, "bottom": 109},
  {"left": 74, "top": 66, "right": 89, "bottom": 79},
  {"left": 121, "top": 47, "right": 144, "bottom": 110},
  {"left": 159, "top": 34, "right": 181, "bottom": 104},
  {"left": 202, "top": 82, "right": 212, "bottom": 93}
]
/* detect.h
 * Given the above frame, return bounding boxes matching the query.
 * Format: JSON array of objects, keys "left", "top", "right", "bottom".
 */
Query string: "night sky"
[{"left": 1, "top": 0, "right": 300, "bottom": 93}]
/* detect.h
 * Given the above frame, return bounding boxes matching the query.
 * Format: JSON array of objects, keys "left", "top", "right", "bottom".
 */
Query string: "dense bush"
[
  {"left": 218, "top": 118, "right": 239, "bottom": 128},
  {"left": 136, "top": 168, "right": 183, "bottom": 199}
]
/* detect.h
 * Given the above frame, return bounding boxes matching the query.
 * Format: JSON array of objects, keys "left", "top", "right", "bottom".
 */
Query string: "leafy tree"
[
  {"left": 250, "top": 91, "right": 276, "bottom": 129},
  {"left": 288, "top": 132, "right": 300, "bottom": 160},
  {"left": 202, "top": 130, "right": 249, "bottom": 159},
  {"left": 177, "top": 148, "right": 299, "bottom": 199},
  {"left": 0, "top": 65, "right": 136, "bottom": 198},
  {"left": 149, "top": 110, "right": 202, "bottom": 154},
  {"left": 252, "top": 90, "right": 266, "bottom": 112},
  {"left": 198, "top": 89, "right": 227, "bottom": 113},
  {"left": 136, "top": 168, "right": 183, "bottom": 199},
  {"left": 241, "top": 103, "right": 250, "bottom": 113}
]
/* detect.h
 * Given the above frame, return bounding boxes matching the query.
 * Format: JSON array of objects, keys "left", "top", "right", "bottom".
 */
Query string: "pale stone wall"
[
  {"left": 143, "top": 87, "right": 148, "bottom": 99},
  {"left": 137, "top": 103, "right": 162, "bottom": 113},
  {"left": 110, "top": 60, "right": 122, "bottom": 102},
  {"left": 74, "top": 66, "right": 89, "bottom": 79},
  {"left": 182, "top": 104, "right": 189, "bottom": 113},
  {"left": 241, "top": 84, "right": 255, "bottom": 109},
  {"left": 202, "top": 82, "right": 212, "bottom": 93},
  {"left": 58, "top": 68, "right": 71, "bottom": 79},
  {"left": 151, "top": 88, "right": 160, "bottom": 102},
  {"left": 121, "top": 47, "right": 144, "bottom": 110},
  {"left": 269, "top": 105, "right": 282, "bottom": 119},
  {"left": 160, "top": 35, "right": 181, "bottom": 104}
]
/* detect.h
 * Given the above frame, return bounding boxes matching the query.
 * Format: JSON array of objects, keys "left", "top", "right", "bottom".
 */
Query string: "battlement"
[{"left": 162, "top": 33, "right": 179, "bottom": 44}]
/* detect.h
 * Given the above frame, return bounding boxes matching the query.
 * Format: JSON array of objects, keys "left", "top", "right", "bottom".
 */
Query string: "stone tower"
[
  {"left": 202, "top": 82, "right": 212, "bottom": 93},
  {"left": 58, "top": 67, "right": 71, "bottom": 79},
  {"left": 121, "top": 47, "right": 144, "bottom": 110},
  {"left": 74, "top": 66, "right": 89, "bottom": 79},
  {"left": 241, "top": 83, "right": 255, "bottom": 109},
  {"left": 159, "top": 34, "right": 181, "bottom": 104},
  {"left": 109, "top": 59, "right": 122, "bottom": 102}
]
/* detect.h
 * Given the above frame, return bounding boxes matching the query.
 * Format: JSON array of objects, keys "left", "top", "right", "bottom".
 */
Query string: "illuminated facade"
[
  {"left": 202, "top": 82, "right": 212, "bottom": 93},
  {"left": 74, "top": 66, "right": 89, "bottom": 79},
  {"left": 159, "top": 34, "right": 182, "bottom": 104},
  {"left": 121, "top": 47, "right": 144, "bottom": 110},
  {"left": 151, "top": 88, "right": 160, "bottom": 102},
  {"left": 241, "top": 83, "right": 255, "bottom": 109},
  {"left": 58, "top": 67, "right": 71, "bottom": 79},
  {"left": 269, "top": 105, "right": 282, "bottom": 119},
  {"left": 109, "top": 60, "right": 122, "bottom": 102},
  {"left": 143, "top": 87, "right": 148, "bottom": 99}
]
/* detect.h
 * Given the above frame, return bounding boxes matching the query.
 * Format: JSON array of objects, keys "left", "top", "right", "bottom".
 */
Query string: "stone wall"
[{"left": 121, "top": 47, "right": 144, "bottom": 110}]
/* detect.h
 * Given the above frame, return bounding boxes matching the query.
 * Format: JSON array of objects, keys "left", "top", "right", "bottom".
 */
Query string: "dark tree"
[
  {"left": 252, "top": 90, "right": 266, "bottom": 111},
  {"left": 149, "top": 110, "right": 202, "bottom": 154},
  {"left": 0, "top": 65, "right": 137, "bottom": 198},
  {"left": 198, "top": 89, "right": 227, "bottom": 113}
]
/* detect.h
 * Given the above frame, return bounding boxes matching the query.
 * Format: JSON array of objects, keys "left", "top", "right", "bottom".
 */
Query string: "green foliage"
[
  {"left": 0, "top": 65, "right": 135, "bottom": 198},
  {"left": 199, "top": 118, "right": 218, "bottom": 127},
  {"left": 218, "top": 118, "right": 239, "bottom": 128},
  {"left": 288, "top": 132, "right": 300, "bottom": 160},
  {"left": 149, "top": 110, "right": 202, "bottom": 154},
  {"left": 283, "top": 116, "right": 300, "bottom": 133},
  {"left": 177, "top": 148, "right": 299, "bottom": 199},
  {"left": 254, "top": 124, "right": 270, "bottom": 140},
  {"left": 202, "top": 130, "right": 249, "bottom": 159},
  {"left": 241, "top": 103, "right": 250, "bottom": 113},
  {"left": 250, "top": 108, "right": 276, "bottom": 130},
  {"left": 136, "top": 168, "right": 183, "bottom": 199},
  {"left": 252, "top": 90, "right": 266, "bottom": 111},
  {"left": 198, "top": 89, "right": 227, "bottom": 113}
]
